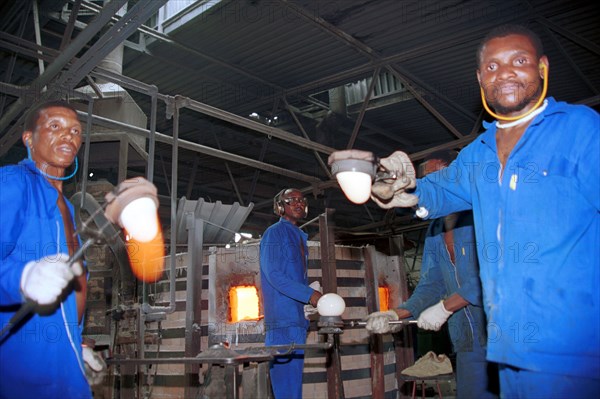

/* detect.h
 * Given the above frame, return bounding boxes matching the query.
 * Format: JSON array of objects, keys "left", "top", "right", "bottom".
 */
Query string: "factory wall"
[{"left": 87, "top": 241, "right": 411, "bottom": 398}]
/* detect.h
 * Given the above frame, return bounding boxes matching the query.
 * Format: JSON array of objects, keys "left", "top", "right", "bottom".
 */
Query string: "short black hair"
[
  {"left": 476, "top": 24, "right": 544, "bottom": 68},
  {"left": 24, "top": 100, "right": 79, "bottom": 132}
]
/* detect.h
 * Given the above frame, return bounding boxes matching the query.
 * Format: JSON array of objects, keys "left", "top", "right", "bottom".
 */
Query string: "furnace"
[
  {"left": 141, "top": 240, "right": 413, "bottom": 398},
  {"left": 229, "top": 285, "right": 260, "bottom": 323},
  {"left": 208, "top": 244, "right": 265, "bottom": 346}
]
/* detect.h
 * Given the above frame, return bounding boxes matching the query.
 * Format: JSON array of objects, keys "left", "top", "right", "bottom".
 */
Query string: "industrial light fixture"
[
  {"left": 328, "top": 149, "right": 403, "bottom": 205},
  {"left": 316, "top": 293, "right": 346, "bottom": 336},
  {"left": 104, "top": 177, "right": 160, "bottom": 242},
  {"left": 327, "top": 149, "right": 377, "bottom": 204},
  {"left": 316, "top": 292, "right": 346, "bottom": 395}
]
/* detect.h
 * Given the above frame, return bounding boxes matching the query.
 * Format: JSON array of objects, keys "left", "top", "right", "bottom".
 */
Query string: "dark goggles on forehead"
[{"left": 282, "top": 197, "right": 307, "bottom": 206}]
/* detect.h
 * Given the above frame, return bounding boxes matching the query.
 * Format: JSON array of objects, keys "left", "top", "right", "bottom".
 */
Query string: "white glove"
[
  {"left": 365, "top": 310, "right": 400, "bottom": 334},
  {"left": 82, "top": 346, "right": 107, "bottom": 386},
  {"left": 309, "top": 280, "right": 322, "bottom": 293},
  {"left": 417, "top": 300, "right": 453, "bottom": 331},
  {"left": 20, "top": 254, "right": 82, "bottom": 305},
  {"left": 305, "top": 281, "right": 322, "bottom": 319},
  {"left": 371, "top": 151, "right": 418, "bottom": 208},
  {"left": 304, "top": 304, "right": 318, "bottom": 319}
]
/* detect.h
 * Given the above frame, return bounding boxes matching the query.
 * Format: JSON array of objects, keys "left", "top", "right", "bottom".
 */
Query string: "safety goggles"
[{"left": 282, "top": 197, "right": 307, "bottom": 206}]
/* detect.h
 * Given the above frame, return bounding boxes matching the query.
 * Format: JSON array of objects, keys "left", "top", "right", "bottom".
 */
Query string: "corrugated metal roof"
[
  {"left": 1, "top": 0, "right": 598, "bottom": 235},
  {"left": 175, "top": 197, "right": 254, "bottom": 245}
]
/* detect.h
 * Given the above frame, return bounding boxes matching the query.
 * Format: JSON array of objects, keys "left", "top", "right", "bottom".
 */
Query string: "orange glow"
[
  {"left": 229, "top": 286, "right": 259, "bottom": 322},
  {"left": 125, "top": 227, "right": 165, "bottom": 283},
  {"left": 378, "top": 286, "right": 390, "bottom": 311}
]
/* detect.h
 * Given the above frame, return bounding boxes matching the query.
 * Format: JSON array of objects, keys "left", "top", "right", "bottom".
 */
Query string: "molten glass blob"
[{"left": 125, "top": 228, "right": 165, "bottom": 283}]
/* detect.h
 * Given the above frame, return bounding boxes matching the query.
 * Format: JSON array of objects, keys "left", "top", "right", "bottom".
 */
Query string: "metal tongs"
[
  {"left": 345, "top": 319, "right": 418, "bottom": 328},
  {"left": 374, "top": 164, "right": 397, "bottom": 183}
]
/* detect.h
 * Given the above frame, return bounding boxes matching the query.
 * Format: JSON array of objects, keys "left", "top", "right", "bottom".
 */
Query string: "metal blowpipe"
[{"left": 345, "top": 320, "right": 418, "bottom": 327}]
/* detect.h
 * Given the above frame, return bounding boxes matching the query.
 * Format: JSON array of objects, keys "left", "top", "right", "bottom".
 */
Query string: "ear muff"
[
  {"left": 273, "top": 189, "right": 286, "bottom": 216},
  {"left": 273, "top": 189, "right": 309, "bottom": 216}
]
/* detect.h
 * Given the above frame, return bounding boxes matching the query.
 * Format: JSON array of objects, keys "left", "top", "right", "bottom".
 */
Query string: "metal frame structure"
[{"left": 1, "top": 0, "right": 598, "bottom": 236}]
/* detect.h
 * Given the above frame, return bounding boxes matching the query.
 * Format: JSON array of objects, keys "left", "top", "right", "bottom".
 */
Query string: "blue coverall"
[
  {"left": 0, "top": 160, "right": 91, "bottom": 399},
  {"left": 260, "top": 217, "right": 314, "bottom": 399},
  {"left": 400, "top": 212, "right": 496, "bottom": 398},
  {"left": 415, "top": 97, "right": 599, "bottom": 397}
]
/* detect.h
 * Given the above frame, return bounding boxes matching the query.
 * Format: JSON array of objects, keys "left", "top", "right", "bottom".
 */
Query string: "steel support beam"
[
  {"left": 0, "top": 0, "right": 129, "bottom": 152},
  {"left": 76, "top": 0, "right": 288, "bottom": 92},
  {"left": 363, "top": 246, "right": 385, "bottom": 398},
  {"left": 75, "top": 110, "right": 322, "bottom": 185},
  {"left": 73, "top": 0, "right": 404, "bottom": 145},
  {"left": 537, "top": 15, "right": 600, "bottom": 56},
  {"left": 319, "top": 209, "right": 344, "bottom": 399},
  {"left": 277, "top": 0, "right": 465, "bottom": 143},
  {"left": 52, "top": 0, "right": 168, "bottom": 91},
  {"left": 283, "top": 97, "right": 332, "bottom": 178},
  {"left": 346, "top": 67, "right": 381, "bottom": 149},
  {"left": 182, "top": 97, "right": 335, "bottom": 155},
  {"left": 0, "top": 2, "right": 31, "bottom": 116},
  {"left": 211, "top": 126, "right": 246, "bottom": 205}
]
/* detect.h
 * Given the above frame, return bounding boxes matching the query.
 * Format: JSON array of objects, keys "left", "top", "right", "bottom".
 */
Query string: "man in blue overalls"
[
  {"left": 367, "top": 151, "right": 498, "bottom": 398},
  {"left": 260, "top": 188, "right": 322, "bottom": 398}
]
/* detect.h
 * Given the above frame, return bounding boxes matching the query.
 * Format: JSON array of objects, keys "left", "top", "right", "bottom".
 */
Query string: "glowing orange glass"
[
  {"left": 229, "top": 285, "right": 260, "bottom": 322},
  {"left": 125, "top": 226, "right": 165, "bottom": 283},
  {"left": 378, "top": 286, "right": 390, "bottom": 311}
]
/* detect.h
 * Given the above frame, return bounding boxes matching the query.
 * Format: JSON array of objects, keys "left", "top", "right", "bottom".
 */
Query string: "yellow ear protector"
[
  {"left": 480, "top": 62, "right": 548, "bottom": 121},
  {"left": 273, "top": 189, "right": 308, "bottom": 216}
]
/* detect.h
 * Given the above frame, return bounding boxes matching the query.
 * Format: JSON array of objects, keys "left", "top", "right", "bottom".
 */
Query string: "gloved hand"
[
  {"left": 365, "top": 310, "right": 400, "bottom": 334},
  {"left": 309, "top": 280, "right": 322, "bottom": 293},
  {"left": 304, "top": 304, "right": 318, "bottom": 319},
  {"left": 20, "top": 254, "right": 82, "bottom": 305},
  {"left": 417, "top": 300, "right": 453, "bottom": 331},
  {"left": 305, "top": 281, "right": 323, "bottom": 319},
  {"left": 82, "top": 346, "right": 107, "bottom": 386},
  {"left": 308, "top": 280, "right": 323, "bottom": 307},
  {"left": 371, "top": 151, "right": 418, "bottom": 208}
]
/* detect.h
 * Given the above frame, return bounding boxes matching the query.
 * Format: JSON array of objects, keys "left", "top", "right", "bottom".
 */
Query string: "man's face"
[
  {"left": 23, "top": 106, "right": 82, "bottom": 170},
  {"left": 477, "top": 34, "right": 547, "bottom": 116},
  {"left": 281, "top": 190, "right": 307, "bottom": 224}
]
